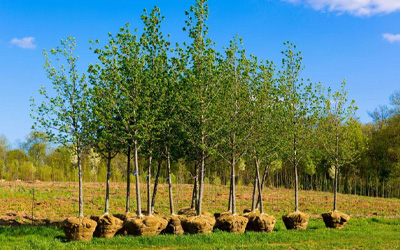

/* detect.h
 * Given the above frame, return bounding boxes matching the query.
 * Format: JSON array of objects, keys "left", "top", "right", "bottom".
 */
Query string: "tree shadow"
[{"left": 54, "top": 235, "right": 68, "bottom": 243}]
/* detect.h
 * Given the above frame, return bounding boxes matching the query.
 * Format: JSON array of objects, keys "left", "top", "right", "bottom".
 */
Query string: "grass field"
[
  {"left": 1, "top": 218, "right": 400, "bottom": 249},
  {"left": 1, "top": 181, "right": 400, "bottom": 249}
]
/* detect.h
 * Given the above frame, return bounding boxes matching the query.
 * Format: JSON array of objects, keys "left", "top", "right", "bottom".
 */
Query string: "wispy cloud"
[
  {"left": 10, "top": 37, "right": 36, "bottom": 49},
  {"left": 282, "top": 0, "right": 400, "bottom": 16},
  {"left": 383, "top": 33, "right": 400, "bottom": 43}
]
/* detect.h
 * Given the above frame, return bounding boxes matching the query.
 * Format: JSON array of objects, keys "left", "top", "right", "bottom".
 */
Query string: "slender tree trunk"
[
  {"left": 333, "top": 126, "right": 339, "bottom": 211},
  {"left": 251, "top": 169, "right": 257, "bottom": 212},
  {"left": 134, "top": 139, "right": 142, "bottom": 217},
  {"left": 104, "top": 155, "right": 111, "bottom": 214},
  {"left": 294, "top": 136, "right": 299, "bottom": 212},
  {"left": 231, "top": 155, "right": 236, "bottom": 215},
  {"left": 147, "top": 152, "right": 152, "bottom": 216},
  {"left": 228, "top": 173, "right": 233, "bottom": 212},
  {"left": 333, "top": 166, "right": 338, "bottom": 211},
  {"left": 151, "top": 159, "right": 162, "bottom": 212},
  {"left": 256, "top": 163, "right": 269, "bottom": 209},
  {"left": 196, "top": 144, "right": 205, "bottom": 216},
  {"left": 191, "top": 162, "right": 198, "bottom": 209},
  {"left": 125, "top": 146, "right": 131, "bottom": 213},
  {"left": 167, "top": 147, "right": 175, "bottom": 215},
  {"left": 78, "top": 151, "right": 83, "bottom": 217},
  {"left": 256, "top": 159, "right": 263, "bottom": 214}
]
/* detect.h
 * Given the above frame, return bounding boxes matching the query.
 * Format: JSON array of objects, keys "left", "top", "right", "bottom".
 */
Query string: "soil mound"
[
  {"left": 164, "top": 215, "right": 185, "bottom": 235},
  {"left": 321, "top": 211, "right": 350, "bottom": 229},
  {"left": 61, "top": 216, "right": 97, "bottom": 241},
  {"left": 282, "top": 211, "right": 309, "bottom": 230},
  {"left": 114, "top": 212, "right": 135, "bottom": 235},
  {"left": 124, "top": 215, "right": 168, "bottom": 236},
  {"left": 181, "top": 215, "right": 215, "bottom": 234},
  {"left": 215, "top": 212, "right": 248, "bottom": 233},
  {"left": 91, "top": 214, "right": 123, "bottom": 238},
  {"left": 245, "top": 213, "right": 276, "bottom": 232}
]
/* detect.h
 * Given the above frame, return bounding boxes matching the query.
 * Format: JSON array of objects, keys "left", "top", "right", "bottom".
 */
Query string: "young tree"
[
  {"left": 139, "top": 7, "right": 172, "bottom": 216},
  {"left": 279, "top": 43, "right": 323, "bottom": 229},
  {"left": 216, "top": 38, "right": 254, "bottom": 216},
  {"left": 320, "top": 81, "right": 359, "bottom": 211},
  {"left": 88, "top": 58, "right": 121, "bottom": 215},
  {"left": 319, "top": 81, "right": 359, "bottom": 228},
  {"left": 249, "top": 59, "right": 282, "bottom": 213},
  {"left": 181, "top": 0, "right": 222, "bottom": 217},
  {"left": 31, "top": 37, "right": 91, "bottom": 218},
  {"left": 159, "top": 46, "right": 187, "bottom": 216},
  {"left": 91, "top": 25, "right": 145, "bottom": 217},
  {"left": 31, "top": 37, "right": 97, "bottom": 240}
]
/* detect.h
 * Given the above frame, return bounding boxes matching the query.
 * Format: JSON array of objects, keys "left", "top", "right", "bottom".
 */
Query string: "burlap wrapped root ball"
[
  {"left": 124, "top": 216, "right": 168, "bottom": 236},
  {"left": 61, "top": 216, "right": 97, "bottom": 241},
  {"left": 164, "top": 215, "right": 185, "bottom": 235},
  {"left": 245, "top": 212, "right": 276, "bottom": 232},
  {"left": 181, "top": 215, "right": 215, "bottom": 234},
  {"left": 90, "top": 214, "right": 123, "bottom": 238},
  {"left": 215, "top": 212, "right": 248, "bottom": 233},
  {"left": 321, "top": 211, "right": 350, "bottom": 229},
  {"left": 114, "top": 212, "right": 135, "bottom": 235},
  {"left": 282, "top": 211, "right": 309, "bottom": 230}
]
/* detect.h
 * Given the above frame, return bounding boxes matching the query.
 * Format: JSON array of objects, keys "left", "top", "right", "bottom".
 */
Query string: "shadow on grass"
[{"left": 54, "top": 235, "right": 68, "bottom": 243}]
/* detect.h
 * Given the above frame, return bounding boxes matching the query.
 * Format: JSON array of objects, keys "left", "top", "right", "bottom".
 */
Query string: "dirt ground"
[{"left": 1, "top": 181, "right": 399, "bottom": 226}]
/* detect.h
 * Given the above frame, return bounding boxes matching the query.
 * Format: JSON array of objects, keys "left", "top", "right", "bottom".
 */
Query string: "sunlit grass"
[{"left": 1, "top": 218, "right": 400, "bottom": 249}]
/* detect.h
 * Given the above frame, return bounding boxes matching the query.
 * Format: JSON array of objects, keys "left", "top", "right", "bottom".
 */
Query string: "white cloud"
[
  {"left": 282, "top": 0, "right": 400, "bottom": 16},
  {"left": 383, "top": 33, "right": 400, "bottom": 43},
  {"left": 10, "top": 37, "right": 36, "bottom": 49}
]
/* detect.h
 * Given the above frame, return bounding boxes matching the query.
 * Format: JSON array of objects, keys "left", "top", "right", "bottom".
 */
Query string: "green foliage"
[
  {"left": 31, "top": 37, "right": 91, "bottom": 153},
  {"left": 304, "top": 156, "right": 316, "bottom": 176},
  {"left": 213, "top": 176, "right": 221, "bottom": 186},
  {"left": 270, "top": 160, "right": 283, "bottom": 173}
]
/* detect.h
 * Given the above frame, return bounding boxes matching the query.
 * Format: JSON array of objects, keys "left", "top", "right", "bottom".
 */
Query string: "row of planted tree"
[{"left": 28, "top": 0, "right": 383, "bottom": 241}]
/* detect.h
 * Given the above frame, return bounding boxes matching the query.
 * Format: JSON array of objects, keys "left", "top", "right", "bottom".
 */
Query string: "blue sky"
[{"left": 1, "top": 0, "right": 399, "bottom": 147}]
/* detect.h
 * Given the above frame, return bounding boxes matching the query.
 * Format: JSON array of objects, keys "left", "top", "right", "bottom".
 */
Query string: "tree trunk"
[
  {"left": 191, "top": 162, "right": 198, "bottom": 209},
  {"left": 134, "top": 140, "right": 142, "bottom": 217},
  {"left": 196, "top": 146, "right": 205, "bottom": 216},
  {"left": 125, "top": 146, "right": 131, "bottom": 213},
  {"left": 167, "top": 147, "right": 175, "bottom": 215},
  {"left": 151, "top": 159, "right": 162, "bottom": 212},
  {"left": 333, "top": 166, "right": 338, "bottom": 211},
  {"left": 251, "top": 169, "right": 257, "bottom": 212},
  {"left": 147, "top": 153, "right": 152, "bottom": 216},
  {"left": 104, "top": 155, "right": 111, "bottom": 214},
  {"left": 256, "top": 159, "right": 263, "bottom": 214},
  {"left": 228, "top": 173, "right": 233, "bottom": 212},
  {"left": 294, "top": 136, "right": 299, "bottom": 212},
  {"left": 78, "top": 151, "right": 83, "bottom": 217},
  {"left": 256, "top": 163, "right": 269, "bottom": 209},
  {"left": 231, "top": 151, "right": 236, "bottom": 215}
]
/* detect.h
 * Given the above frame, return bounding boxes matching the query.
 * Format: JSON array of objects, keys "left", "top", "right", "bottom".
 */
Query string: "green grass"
[{"left": 1, "top": 218, "right": 400, "bottom": 250}]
